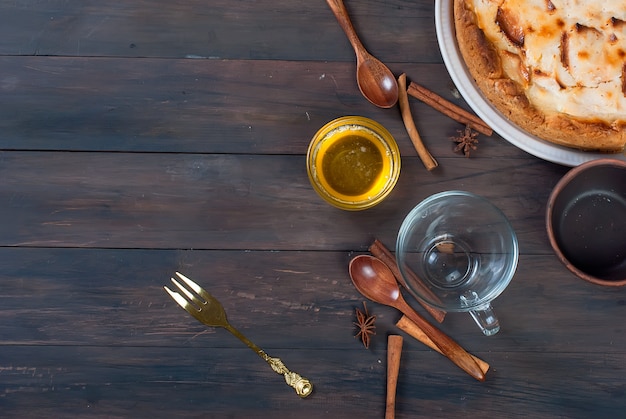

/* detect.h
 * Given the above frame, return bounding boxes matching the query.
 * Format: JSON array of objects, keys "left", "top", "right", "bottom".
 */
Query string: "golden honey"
[
  {"left": 319, "top": 131, "right": 385, "bottom": 198},
  {"left": 307, "top": 116, "right": 400, "bottom": 210}
]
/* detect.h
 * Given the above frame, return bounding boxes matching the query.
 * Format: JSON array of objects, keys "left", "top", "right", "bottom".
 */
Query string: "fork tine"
[
  {"left": 175, "top": 271, "right": 213, "bottom": 301},
  {"left": 169, "top": 277, "right": 206, "bottom": 310},
  {"left": 164, "top": 282, "right": 205, "bottom": 323},
  {"left": 163, "top": 285, "right": 190, "bottom": 310}
]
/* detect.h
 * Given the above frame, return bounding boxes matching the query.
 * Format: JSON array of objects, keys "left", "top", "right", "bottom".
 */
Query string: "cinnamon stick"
[
  {"left": 397, "top": 74, "right": 438, "bottom": 171},
  {"left": 369, "top": 239, "right": 446, "bottom": 323},
  {"left": 407, "top": 81, "right": 493, "bottom": 136},
  {"left": 386, "top": 335, "right": 403, "bottom": 419},
  {"left": 396, "top": 315, "right": 490, "bottom": 377}
]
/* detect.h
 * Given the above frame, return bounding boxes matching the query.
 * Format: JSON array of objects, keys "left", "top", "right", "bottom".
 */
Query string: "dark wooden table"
[{"left": 1, "top": 1, "right": 625, "bottom": 417}]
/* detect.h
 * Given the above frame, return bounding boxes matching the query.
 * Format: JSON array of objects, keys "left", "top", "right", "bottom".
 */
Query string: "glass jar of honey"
[{"left": 307, "top": 116, "right": 401, "bottom": 210}]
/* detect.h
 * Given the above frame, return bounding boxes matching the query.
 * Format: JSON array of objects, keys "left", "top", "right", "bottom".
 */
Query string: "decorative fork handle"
[{"left": 225, "top": 324, "right": 313, "bottom": 398}]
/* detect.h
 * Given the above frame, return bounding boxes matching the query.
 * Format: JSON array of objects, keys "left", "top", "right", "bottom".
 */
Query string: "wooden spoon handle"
[
  {"left": 369, "top": 239, "right": 446, "bottom": 323},
  {"left": 396, "top": 315, "right": 490, "bottom": 376},
  {"left": 325, "top": 0, "right": 366, "bottom": 54},
  {"left": 398, "top": 300, "right": 486, "bottom": 381}
]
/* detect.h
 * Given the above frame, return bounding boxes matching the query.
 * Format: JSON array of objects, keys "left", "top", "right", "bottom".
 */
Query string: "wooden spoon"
[
  {"left": 349, "top": 255, "right": 486, "bottom": 381},
  {"left": 326, "top": 0, "right": 398, "bottom": 108}
]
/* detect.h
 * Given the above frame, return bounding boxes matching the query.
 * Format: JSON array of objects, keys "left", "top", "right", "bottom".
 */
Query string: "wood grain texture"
[
  {"left": 1, "top": 249, "right": 626, "bottom": 417},
  {"left": 0, "top": 152, "right": 560, "bottom": 252},
  {"left": 0, "top": 0, "right": 438, "bottom": 62},
  {"left": 1, "top": 247, "right": 623, "bottom": 352},
  {"left": 0, "top": 0, "right": 624, "bottom": 417},
  {"left": 0, "top": 57, "right": 532, "bottom": 158}
]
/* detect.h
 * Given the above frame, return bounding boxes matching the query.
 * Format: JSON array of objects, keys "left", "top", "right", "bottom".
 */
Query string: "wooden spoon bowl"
[{"left": 326, "top": 0, "right": 398, "bottom": 108}]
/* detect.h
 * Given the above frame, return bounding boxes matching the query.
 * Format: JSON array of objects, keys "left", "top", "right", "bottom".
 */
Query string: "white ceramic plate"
[{"left": 434, "top": 0, "right": 626, "bottom": 167}]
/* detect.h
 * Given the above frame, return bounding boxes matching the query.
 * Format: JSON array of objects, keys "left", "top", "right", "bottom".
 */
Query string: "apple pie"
[{"left": 454, "top": 0, "right": 626, "bottom": 152}]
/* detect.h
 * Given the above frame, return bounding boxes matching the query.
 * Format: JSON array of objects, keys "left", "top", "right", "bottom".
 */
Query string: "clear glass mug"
[{"left": 396, "top": 191, "right": 519, "bottom": 336}]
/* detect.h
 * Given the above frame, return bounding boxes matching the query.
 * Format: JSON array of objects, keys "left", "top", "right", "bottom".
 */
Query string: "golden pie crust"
[{"left": 454, "top": 0, "right": 626, "bottom": 152}]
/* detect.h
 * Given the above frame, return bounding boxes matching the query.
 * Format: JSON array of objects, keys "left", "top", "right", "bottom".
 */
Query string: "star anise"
[
  {"left": 354, "top": 301, "right": 376, "bottom": 349},
  {"left": 451, "top": 125, "right": 479, "bottom": 157}
]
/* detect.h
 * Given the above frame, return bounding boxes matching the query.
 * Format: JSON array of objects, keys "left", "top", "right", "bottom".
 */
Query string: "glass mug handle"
[
  {"left": 461, "top": 291, "right": 501, "bottom": 336},
  {"left": 469, "top": 304, "right": 500, "bottom": 336}
]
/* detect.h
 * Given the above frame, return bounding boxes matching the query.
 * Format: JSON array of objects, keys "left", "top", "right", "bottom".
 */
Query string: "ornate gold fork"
[{"left": 164, "top": 272, "right": 313, "bottom": 398}]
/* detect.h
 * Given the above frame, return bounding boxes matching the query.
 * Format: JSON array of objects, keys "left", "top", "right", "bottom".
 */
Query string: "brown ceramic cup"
[{"left": 546, "top": 159, "right": 626, "bottom": 286}]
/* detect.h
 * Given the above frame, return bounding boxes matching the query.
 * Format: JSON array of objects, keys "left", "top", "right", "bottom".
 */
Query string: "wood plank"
[
  {"left": 0, "top": 152, "right": 567, "bottom": 251},
  {"left": 1, "top": 345, "right": 625, "bottom": 418},
  {"left": 0, "top": 248, "right": 623, "bottom": 354},
  {"left": 0, "top": 56, "right": 529, "bottom": 158},
  {"left": 0, "top": 0, "right": 439, "bottom": 63}
]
